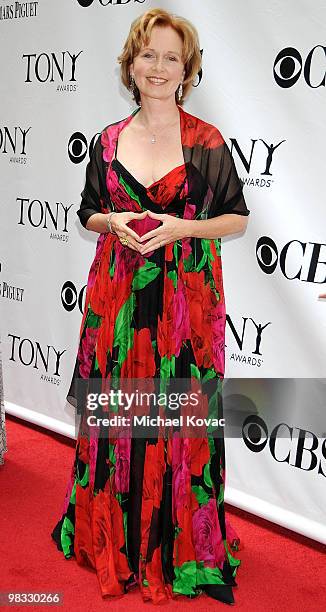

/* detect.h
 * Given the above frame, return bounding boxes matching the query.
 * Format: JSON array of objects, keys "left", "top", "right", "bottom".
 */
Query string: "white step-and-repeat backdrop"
[{"left": 1, "top": 1, "right": 325, "bottom": 544}]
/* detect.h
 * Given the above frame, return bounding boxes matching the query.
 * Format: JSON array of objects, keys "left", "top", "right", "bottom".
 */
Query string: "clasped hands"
[{"left": 108, "top": 209, "right": 189, "bottom": 255}]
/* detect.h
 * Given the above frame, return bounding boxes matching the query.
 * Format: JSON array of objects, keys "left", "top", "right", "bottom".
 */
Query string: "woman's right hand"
[{"left": 109, "top": 210, "right": 148, "bottom": 252}]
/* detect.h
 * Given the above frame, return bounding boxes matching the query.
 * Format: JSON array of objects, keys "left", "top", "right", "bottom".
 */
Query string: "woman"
[{"left": 51, "top": 8, "right": 250, "bottom": 606}]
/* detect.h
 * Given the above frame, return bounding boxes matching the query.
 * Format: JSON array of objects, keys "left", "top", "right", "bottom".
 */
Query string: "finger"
[
  {"left": 119, "top": 236, "right": 142, "bottom": 252},
  {"left": 139, "top": 229, "right": 163, "bottom": 242},
  {"left": 121, "top": 225, "right": 143, "bottom": 242},
  {"left": 121, "top": 240, "right": 137, "bottom": 251},
  {"left": 114, "top": 221, "right": 142, "bottom": 242},
  {"left": 141, "top": 240, "right": 165, "bottom": 254},
  {"left": 115, "top": 225, "right": 139, "bottom": 242},
  {"left": 112, "top": 212, "right": 147, "bottom": 241},
  {"left": 130, "top": 210, "right": 148, "bottom": 218},
  {"left": 127, "top": 243, "right": 140, "bottom": 252},
  {"left": 146, "top": 209, "right": 165, "bottom": 219}
]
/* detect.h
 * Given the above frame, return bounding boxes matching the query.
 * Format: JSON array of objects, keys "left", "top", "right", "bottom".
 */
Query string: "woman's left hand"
[{"left": 139, "top": 210, "right": 189, "bottom": 254}]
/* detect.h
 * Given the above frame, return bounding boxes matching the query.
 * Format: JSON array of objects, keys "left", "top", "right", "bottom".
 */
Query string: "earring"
[
  {"left": 129, "top": 73, "right": 141, "bottom": 107},
  {"left": 177, "top": 82, "right": 183, "bottom": 102}
]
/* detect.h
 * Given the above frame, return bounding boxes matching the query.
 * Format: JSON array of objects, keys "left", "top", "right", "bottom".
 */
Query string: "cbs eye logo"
[
  {"left": 68, "top": 132, "right": 100, "bottom": 164},
  {"left": 273, "top": 45, "right": 326, "bottom": 88},
  {"left": 256, "top": 236, "right": 326, "bottom": 283},
  {"left": 242, "top": 415, "right": 268, "bottom": 452},
  {"left": 61, "top": 281, "right": 86, "bottom": 313},
  {"left": 242, "top": 414, "right": 326, "bottom": 475},
  {"left": 256, "top": 236, "right": 278, "bottom": 275}
]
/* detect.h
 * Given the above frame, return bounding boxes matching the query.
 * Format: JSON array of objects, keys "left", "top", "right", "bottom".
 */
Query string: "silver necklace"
[{"left": 139, "top": 117, "right": 179, "bottom": 144}]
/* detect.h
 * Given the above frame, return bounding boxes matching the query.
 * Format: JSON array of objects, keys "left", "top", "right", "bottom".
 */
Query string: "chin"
[{"left": 142, "top": 90, "right": 172, "bottom": 101}]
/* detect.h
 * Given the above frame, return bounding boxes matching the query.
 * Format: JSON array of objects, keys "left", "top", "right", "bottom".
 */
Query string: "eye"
[
  {"left": 143, "top": 52, "right": 154, "bottom": 58},
  {"left": 168, "top": 56, "right": 177, "bottom": 61}
]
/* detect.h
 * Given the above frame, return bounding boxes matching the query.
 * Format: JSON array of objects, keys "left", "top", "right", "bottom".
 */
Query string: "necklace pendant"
[{"left": 151, "top": 134, "right": 156, "bottom": 144}]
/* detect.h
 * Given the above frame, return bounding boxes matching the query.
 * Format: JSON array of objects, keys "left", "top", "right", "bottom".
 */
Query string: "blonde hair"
[{"left": 117, "top": 8, "right": 202, "bottom": 106}]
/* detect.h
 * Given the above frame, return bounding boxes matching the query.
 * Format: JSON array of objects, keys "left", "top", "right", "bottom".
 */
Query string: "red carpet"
[{"left": 0, "top": 414, "right": 325, "bottom": 611}]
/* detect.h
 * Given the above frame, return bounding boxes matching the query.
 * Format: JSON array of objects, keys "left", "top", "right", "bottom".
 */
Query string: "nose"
[{"left": 153, "top": 55, "right": 165, "bottom": 72}]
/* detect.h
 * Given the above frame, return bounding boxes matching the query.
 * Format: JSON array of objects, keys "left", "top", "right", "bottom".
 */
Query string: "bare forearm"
[
  {"left": 83, "top": 211, "right": 248, "bottom": 240},
  {"left": 85, "top": 213, "right": 109, "bottom": 233},
  {"left": 182, "top": 214, "right": 248, "bottom": 239}
]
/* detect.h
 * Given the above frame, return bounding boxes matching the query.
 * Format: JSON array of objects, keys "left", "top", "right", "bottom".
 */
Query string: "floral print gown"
[{"left": 51, "top": 105, "right": 250, "bottom": 605}]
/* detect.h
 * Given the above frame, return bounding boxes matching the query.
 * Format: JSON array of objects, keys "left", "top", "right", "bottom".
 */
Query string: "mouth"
[{"left": 146, "top": 77, "right": 167, "bottom": 85}]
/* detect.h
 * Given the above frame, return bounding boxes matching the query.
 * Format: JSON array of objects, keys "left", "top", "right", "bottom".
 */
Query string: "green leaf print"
[
  {"left": 108, "top": 443, "right": 116, "bottom": 476},
  {"left": 77, "top": 463, "right": 89, "bottom": 488},
  {"left": 109, "top": 250, "right": 115, "bottom": 278},
  {"left": 192, "top": 485, "right": 210, "bottom": 506},
  {"left": 167, "top": 270, "right": 178, "bottom": 289},
  {"left": 202, "top": 239, "right": 214, "bottom": 262},
  {"left": 194, "top": 240, "right": 205, "bottom": 272},
  {"left": 109, "top": 443, "right": 116, "bottom": 466},
  {"left": 208, "top": 385, "right": 219, "bottom": 415},
  {"left": 173, "top": 561, "right": 197, "bottom": 595},
  {"left": 113, "top": 293, "right": 136, "bottom": 366},
  {"left": 132, "top": 260, "right": 161, "bottom": 291},
  {"left": 69, "top": 480, "right": 77, "bottom": 505},
  {"left": 160, "top": 355, "right": 175, "bottom": 378},
  {"left": 61, "top": 516, "right": 74, "bottom": 558},
  {"left": 196, "top": 561, "right": 224, "bottom": 585},
  {"left": 214, "top": 238, "right": 221, "bottom": 256},
  {"left": 207, "top": 387, "right": 221, "bottom": 434},
  {"left": 208, "top": 435, "right": 216, "bottom": 457},
  {"left": 209, "top": 280, "right": 221, "bottom": 302},
  {"left": 174, "top": 559, "right": 229, "bottom": 595},
  {"left": 203, "top": 462, "right": 213, "bottom": 489},
  {"left": 85, "top": 305, "right": 102, "bottom": 329},
  {"left": 190, "top": 363, "right": 201, "bottom": 379},
  {"left": 202, "top": 367, "right": 218, "bottom": 384},
  {"left": 225, "top": 544, "right": 241, "bottom": 569},
  {"left": 183, "top": 252, "right": 194, "bottom": 272},
  {"left": 195, "top": 239, "right": 215, "bottom": 273},
  {"left": 119, "top": 175, "right": 145, "bottom": 210},
  {"left": 173, "top": 242, "right": 179, "bottom": 267},
  {"left": 194, "top": 250, "right": 206, "bottom": 272}
]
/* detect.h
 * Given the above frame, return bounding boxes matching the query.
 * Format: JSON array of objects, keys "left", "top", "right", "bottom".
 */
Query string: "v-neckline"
[
  {"left": 111, "top": 157, "right": 186, "bottom": 191},
  {"left": 111, "top": 105, "right": 187, "bottom": 190}
]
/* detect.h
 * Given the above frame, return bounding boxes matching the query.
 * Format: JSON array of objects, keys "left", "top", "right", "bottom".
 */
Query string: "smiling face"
[{"left": 130, "top": 25, "right": 185, "bottom": 103}]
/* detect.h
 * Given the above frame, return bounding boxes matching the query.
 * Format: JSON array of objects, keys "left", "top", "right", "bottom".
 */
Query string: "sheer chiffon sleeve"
[
  {"left": 207, "top": 130, "right": 250, "bottom": 218},
  {"left": 77, "top": 133, "right": 110, "bottom": 228}
]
